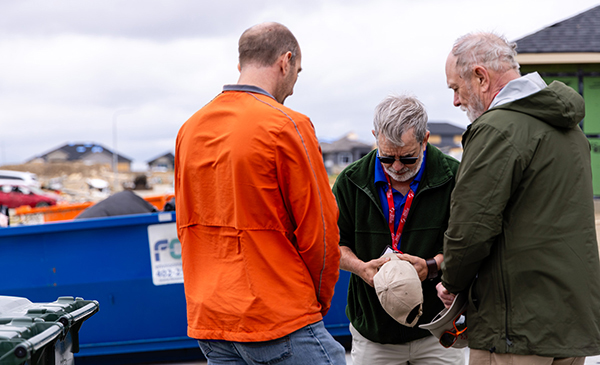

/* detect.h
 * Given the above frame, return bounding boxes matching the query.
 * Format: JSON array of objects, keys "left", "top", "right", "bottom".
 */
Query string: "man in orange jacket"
[{"left": 175, "top": 22, "right": 345, "bottom": 364}]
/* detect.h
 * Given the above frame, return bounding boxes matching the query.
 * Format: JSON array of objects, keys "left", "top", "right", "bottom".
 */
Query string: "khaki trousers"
[
  {"left": 469, "top": 349, "right": 585, "bottom": 365},
  {"left": 349, "top": 323, "right": 465, "bottom": 365}
]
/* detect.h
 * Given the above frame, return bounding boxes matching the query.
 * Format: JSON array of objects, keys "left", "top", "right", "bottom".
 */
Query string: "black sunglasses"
[{"left": 377, "top": 153, "right": 419, "bottom": 165}]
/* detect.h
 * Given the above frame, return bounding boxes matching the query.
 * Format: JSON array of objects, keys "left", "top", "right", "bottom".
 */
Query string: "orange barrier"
[
  {"left": 144, "top": 193, "right": 174, "bottom": 211},
  {"left": 13, "top": 193, "right": 175, "bottom": 224},
  {"left": 14, "top": 202, "right": 94, "bottom": 224}
]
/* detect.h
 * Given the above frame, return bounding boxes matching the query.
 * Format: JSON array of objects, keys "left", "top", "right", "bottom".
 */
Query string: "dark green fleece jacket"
[
  {"left": 442, "top": 81, "right": 600, "bottom": 357},
  {"left": 333, "top": 144, "right": 459, "bottom": 344}
]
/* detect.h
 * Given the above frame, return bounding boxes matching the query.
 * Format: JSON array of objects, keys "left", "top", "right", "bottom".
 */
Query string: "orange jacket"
[{"left": 175, "top": 86, "right": 340, "bottom": 342}]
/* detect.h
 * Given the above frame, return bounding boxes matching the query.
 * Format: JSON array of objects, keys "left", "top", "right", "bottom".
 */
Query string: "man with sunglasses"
[
  {"left": 333, "top": 94, "right": 463, "bottom": 364},
  {"left": 438, "top": 32, "right": 600, "bottom": 364}
]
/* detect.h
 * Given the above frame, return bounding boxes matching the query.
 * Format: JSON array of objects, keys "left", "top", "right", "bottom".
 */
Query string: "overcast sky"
[{"left": 1, "top": 0, "right": 599, "bottom": 170}]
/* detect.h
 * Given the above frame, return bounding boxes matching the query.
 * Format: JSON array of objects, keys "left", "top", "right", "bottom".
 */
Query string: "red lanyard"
[{"left": 384, "top": 172, "right": 414, "bottom": 252}]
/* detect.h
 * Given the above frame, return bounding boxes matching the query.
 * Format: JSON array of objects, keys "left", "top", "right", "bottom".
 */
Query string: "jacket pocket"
[{"left": 468, "top": 276, "right": 480, "bottom": 312}]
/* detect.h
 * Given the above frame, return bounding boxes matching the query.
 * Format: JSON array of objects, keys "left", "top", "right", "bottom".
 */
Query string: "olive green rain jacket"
[{"left": 442, "top": 80, "right": 600, "bottom": 357}]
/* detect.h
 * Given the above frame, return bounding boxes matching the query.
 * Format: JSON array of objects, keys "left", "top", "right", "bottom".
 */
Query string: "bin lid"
[
  {"left": 0, "top": 296, "right": 32, "bottom": 317},
  {"left": 0, "top": 296, "right": 99, "bottom": 363}
]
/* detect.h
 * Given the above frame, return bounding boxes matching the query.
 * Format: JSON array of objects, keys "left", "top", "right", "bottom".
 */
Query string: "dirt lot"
[{"left": 0, "top": 162, "right": 174, "bottom": 203}]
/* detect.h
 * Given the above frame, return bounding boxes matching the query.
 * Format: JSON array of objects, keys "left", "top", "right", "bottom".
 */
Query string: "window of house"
[{"left": 338, "top": 152, "right": 352, "bottom": 165}]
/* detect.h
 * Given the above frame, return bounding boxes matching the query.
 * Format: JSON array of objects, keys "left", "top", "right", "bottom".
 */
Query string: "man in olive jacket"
[
  {"left": 333, "top": 94, "right": 463, "bottom": 364},
  {"left": 438, "top": 32, "right": 600, "bottom": 364}
]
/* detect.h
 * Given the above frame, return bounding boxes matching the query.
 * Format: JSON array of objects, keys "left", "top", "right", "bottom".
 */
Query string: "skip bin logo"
[
  {"left": 148, "top": 223, "right": 184, "bottom": 286},
  {"left": 154, "top": 238, "right": 181, "bottom": 261}
]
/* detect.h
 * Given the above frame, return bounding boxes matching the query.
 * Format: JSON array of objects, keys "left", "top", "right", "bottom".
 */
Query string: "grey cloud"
[{"left": 0, "top": 0, "right": 277, "bottom": 40}]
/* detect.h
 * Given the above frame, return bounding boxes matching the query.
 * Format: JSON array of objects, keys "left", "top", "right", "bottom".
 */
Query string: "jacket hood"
[{"left": 490, "top": 81, "right": 585, "bottom": 130}]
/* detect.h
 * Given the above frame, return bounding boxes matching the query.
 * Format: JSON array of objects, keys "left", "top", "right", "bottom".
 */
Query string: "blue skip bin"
[{"left": 0, "top": 212, "right": 350, "bottom": 360}]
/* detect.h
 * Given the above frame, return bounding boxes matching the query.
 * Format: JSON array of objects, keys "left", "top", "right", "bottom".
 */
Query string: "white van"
[{"left": 0, "top": 170, "right": 40, "bottom": 188}]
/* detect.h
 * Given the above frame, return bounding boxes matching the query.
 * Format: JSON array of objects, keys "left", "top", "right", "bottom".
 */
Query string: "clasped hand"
[{"left": 359, "top": 252, "right": 428, "bottom": 286}]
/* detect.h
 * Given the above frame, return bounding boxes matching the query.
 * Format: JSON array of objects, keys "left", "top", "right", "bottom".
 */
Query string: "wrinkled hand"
[
  {"left": 359, "top": 256, "right": 391, "bottom": 287},
  {"left": 436, "top": 282, "right": 455, "bottom": 308},
  {"left": 398, "top": 253, "right": 428, "bottom": 281}
]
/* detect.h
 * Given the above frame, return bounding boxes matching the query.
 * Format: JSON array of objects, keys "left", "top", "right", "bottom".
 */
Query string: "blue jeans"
[{"left": 197, "top": 321, "right": 346, "bottom": 365}]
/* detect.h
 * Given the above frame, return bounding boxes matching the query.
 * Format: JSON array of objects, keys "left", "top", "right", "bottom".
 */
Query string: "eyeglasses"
[{"left": 439, "top": 312, "right": 467, "bottom": 348}]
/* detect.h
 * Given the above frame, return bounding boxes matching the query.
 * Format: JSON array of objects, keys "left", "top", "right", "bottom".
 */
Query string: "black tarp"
[{"left": 75, "top": 190, "right": 157, "bottom": 219}]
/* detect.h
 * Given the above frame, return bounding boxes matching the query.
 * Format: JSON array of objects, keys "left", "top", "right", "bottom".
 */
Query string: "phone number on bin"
[{"left": 156, "top": 267, "right": 183, "bottom": 278}]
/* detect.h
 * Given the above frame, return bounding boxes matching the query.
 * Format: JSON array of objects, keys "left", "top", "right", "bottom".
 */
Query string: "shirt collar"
[
  {"left": 223, "top": 84, "right": 276, "bottom": 100},
  {"left": 374, "top": 146, "right": 427, "bottom": 190}
]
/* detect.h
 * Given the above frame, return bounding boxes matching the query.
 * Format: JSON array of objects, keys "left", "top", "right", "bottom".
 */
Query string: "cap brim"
[{"left": 419, "top": 293, "right": 468, "bottom": 348}]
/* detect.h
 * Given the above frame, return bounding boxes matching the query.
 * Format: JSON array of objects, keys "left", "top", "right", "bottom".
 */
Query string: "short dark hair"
[{"left": 238, "top": 22, "right": 299, "bottom": 68}]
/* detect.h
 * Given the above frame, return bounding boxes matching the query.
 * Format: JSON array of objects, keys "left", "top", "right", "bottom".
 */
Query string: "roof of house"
[
  {"left": 320, "top": 133, "right": 374, "bottom": 154},
  {"left": 320, "top": 124, "right": 465, "bottom": 153},
  {"left": 147, "top": 152, "right": 174, "bottom": 164},
  {"left": 428, "top": 122, "right": 465, "bottom": 135},
  {"left": 36, "top": 142, "right": 132, "bottom": 163},
  {"left": 515, "top": 5, "right": 600, "bottom": 53}
]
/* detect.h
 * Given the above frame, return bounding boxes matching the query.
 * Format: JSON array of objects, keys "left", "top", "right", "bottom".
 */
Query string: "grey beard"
[{"left": 386, "top": 164, "right": 420, "bottom": 183}]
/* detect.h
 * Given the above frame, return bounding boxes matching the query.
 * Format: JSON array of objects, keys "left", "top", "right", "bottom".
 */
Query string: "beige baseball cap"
[
  {"left": 419, "top": 292, "right": 468, "bottom": 348},
  {"left": 373, "top": 252, "right": 423, "bottom": 327}
]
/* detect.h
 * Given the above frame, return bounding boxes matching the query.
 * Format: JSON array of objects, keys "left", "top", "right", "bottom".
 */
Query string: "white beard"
[
  {"left": 462, "top": 89, "right": 487, "bottom": 122},
  {"left": 385, "top": 155, "right": 423, "bottom": 183}
]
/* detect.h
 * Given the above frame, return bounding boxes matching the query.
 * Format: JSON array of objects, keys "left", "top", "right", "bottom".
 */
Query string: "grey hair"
[
  {"left": 451, "top": 32, "right": 520, "bottom": 80},
  {"left": 373, "top": 94, "right": 428, "bottom": 146}
]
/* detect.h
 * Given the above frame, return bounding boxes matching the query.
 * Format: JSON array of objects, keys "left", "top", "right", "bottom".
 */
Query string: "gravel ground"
[{"left": 142, "top": 349, "right": 600, "bottom": 364}]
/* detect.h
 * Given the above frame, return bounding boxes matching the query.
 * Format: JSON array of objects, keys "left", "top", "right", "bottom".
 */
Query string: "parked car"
[
  {"left": 0, "top": 170, "right": 40, "bottom": 188},
  {"left": 0, "top": 184, "right": 57, "bottom": 208}
]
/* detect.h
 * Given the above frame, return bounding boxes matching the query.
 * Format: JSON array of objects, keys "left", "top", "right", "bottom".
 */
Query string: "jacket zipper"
[
  {"left": 350, "top": 175, "right": 451, "bottom": 236},
  {"left": 499, "top": 243, "right": 513, "bottom": 351}
]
